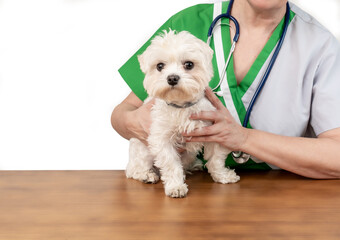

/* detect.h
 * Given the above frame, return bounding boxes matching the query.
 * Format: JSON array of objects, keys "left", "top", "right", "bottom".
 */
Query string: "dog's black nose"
[{"left": 167, "top": 74, "right": 180, "bottom": 86}]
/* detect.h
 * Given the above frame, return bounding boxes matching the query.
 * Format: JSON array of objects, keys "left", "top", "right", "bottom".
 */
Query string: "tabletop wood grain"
[{"left": 0, "top": 170, "right": 339, "bottom": 240}]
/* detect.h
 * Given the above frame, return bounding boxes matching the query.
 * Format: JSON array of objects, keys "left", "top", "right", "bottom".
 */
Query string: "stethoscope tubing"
[
  {"left": 208, "top": 0, "right": 291, "bottom": 164},
  {"left": 208, "top": 14, "right": 240, "bottom": 43},
  {"left": 242, "top": 2, "right": 291, "bottom": 128}
]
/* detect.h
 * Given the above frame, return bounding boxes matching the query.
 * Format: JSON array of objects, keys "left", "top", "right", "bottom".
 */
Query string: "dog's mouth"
[{"left": 154, "top": 85, "right": 201, "bottom": 107}]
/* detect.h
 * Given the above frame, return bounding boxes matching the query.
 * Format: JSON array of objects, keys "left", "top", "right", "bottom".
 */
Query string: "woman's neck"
[
  {"left": 231, "top": 0, "right": 287, "bottom": 34},
  {"left": 227, "top": 0, "right": 288, "bottom": 84}
]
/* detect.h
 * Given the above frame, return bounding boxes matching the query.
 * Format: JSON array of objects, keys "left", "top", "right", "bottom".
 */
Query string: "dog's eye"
[
  {"left": 184, "top": 61, "right": 194, "bottom": 70},
  {"left": 156, "top": 63, "right": 165, "bottom": 72}
]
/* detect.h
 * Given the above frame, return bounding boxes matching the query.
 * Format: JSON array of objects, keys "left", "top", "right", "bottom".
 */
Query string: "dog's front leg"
[
  {"left": 148, "top": 133, "right": 188, "bottom": 198},
  {"left": 205, "top": 143, "right": 240, "bottom": 184},
  {"left": 154, "top": 147, "right": 188, "bottom": 198}
]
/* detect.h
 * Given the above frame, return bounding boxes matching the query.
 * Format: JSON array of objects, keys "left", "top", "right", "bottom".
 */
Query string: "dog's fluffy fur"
[{"left": 126, "top": 30, "right": 240, "bottom": 198}]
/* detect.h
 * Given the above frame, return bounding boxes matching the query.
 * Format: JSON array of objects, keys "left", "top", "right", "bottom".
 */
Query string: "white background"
[{"left": 0, "top": 0, "right": 339, "bottom": 170}]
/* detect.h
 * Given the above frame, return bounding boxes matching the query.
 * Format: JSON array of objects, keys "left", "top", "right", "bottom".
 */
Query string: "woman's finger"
[
  {"left": 183, "top": 124, "right": 220, "bottom": 137},
  {"left": 144, "top": 98, "right": 155, "bottom": 110},
  {"left": 185, "top": 135, "right": 219, "bottom": 143},
  {"left": 190, "top": 111, "right": 219, "bottom": 122},
  {"left": 206, "top": 88, "right": 235, "bottom": 120},
  {"left": 205, "top": 87, "right": 225, "bottom": 110}
]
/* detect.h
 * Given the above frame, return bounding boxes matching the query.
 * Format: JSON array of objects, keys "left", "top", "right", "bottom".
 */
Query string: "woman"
[{"left": 111, "top": 0, "right": 340, "bottom": 179}]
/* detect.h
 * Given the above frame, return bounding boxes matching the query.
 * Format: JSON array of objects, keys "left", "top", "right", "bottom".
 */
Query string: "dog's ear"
[
  {"left": 138, "top": 52, "right": 147, "bottom": 74},
  {"left": 199, "top": 40, "right": 214, "bottom": 64},
  {"left": 196, "top": 39, "right": 214, "bottom": 79}
]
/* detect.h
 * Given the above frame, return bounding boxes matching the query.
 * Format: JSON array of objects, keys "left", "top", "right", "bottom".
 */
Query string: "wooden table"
[{"left": 0, "top": 170, "right": 339, "bottom": 240}]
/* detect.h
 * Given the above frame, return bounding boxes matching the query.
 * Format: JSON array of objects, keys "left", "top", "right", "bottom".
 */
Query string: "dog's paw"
[
  {"left": 142, "top": 169, "right": 160, "bottom": 184},
  {"left": 165, "top": 183, "right": 188, "bottom": 198},
  {"left": 210, "top": 169, "right": 240, "bottom": 184},
  {"left": 126, "top": 168, "right": 160, "bottom": 184}
]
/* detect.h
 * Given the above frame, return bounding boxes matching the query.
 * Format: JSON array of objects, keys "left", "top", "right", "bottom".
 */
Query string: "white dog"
[{"left": 126, "top": 30, "right": 240, "bottom": 198}]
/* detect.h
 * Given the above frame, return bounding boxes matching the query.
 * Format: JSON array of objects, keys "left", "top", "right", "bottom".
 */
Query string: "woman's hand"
[
  {"left": 127, "top": 99, "right": 155, "bottom": 146},
  {"left": 111, "top": 92, "right": 154, "bottom": 146},
  {"left": 112, "top": 91, "right": 185, "bottom": 152},
  {"left": 183, "top": 88, "right": 249, "bottom": 151}
]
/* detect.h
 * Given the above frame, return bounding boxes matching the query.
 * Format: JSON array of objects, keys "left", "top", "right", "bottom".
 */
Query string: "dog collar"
[{"left": 167, "top": 101, "right": 198, "bottom": 109}]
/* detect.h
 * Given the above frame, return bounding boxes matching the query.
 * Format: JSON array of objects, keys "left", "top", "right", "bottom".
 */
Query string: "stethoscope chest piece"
[{"left": 232, "top": 151, "right": 251, "bottom": 164}]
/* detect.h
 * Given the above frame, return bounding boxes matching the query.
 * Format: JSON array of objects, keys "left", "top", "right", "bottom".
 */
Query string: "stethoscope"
[{"left": 207, "top": 0, "right": 291, "bottom": 164}]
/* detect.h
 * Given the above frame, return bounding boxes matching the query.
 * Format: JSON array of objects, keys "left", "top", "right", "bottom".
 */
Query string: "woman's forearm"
[
  {"left": 184, "top": 89, "right": 340, "bottom": 179},
  {"left": 111, "top": 102, "right": 137, "bottom": 140},
  {"left": 111, "top": 92, "right": 153, "bottom": 145},
  {"left": 241, "top": 128, "right": 340, "bottom": 179}
]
